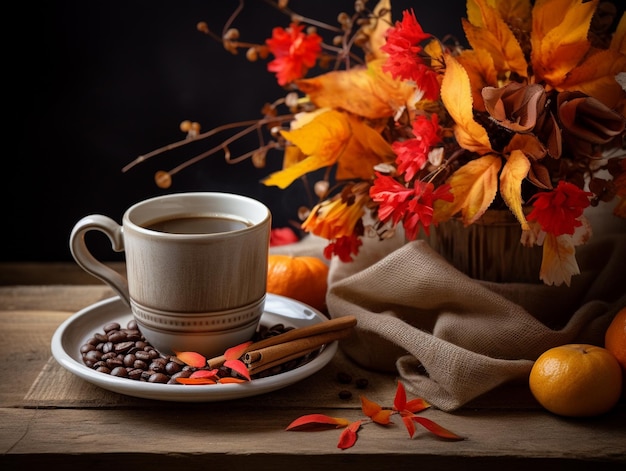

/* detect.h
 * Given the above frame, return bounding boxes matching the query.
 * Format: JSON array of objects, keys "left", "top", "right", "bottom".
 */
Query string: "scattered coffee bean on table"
[{"left": 80, "top": 320, "right": 318, "bottom": 384}]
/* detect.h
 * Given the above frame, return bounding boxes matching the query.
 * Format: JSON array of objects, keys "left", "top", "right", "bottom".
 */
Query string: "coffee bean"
[
  {"left": 128, "top": 368, "right": 144, "bottom": 380},
  {"left": 80, "top": 344, "right": 96, "bottom": 354},
  {"left": 110, "top": 366, "right": 128, "bottom": 377},
  {"left": 103, "top": 322, "right": 121, "bottom": 333},
  {"left": 148, "top": 373, "right": 169, "bottom": 383},
  {"left": 114, "top": 341, "right": 135, "bottom": 354},
  {"left": 108, "top": 331, "right": 127, "bottom": 343},
  {"left": 123, "top": 353, "right": 136, "bottom": 367},
  {"left": 133, "top": 359, "right": 148, "bottom": 370},
  {"left": 338, "top": 390, "right": 352, "bottom": 400},
  {"left": 134, "top": 351, "right": 152, "bottom": 362},
  {"left": 165, "top": 361, "right": 182, "bottom": 375}
]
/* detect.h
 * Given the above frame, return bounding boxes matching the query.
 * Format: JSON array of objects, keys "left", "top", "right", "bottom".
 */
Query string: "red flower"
[
  {"left": 381, "top": 9, "right": 439, "bottom": 100},
  {"left": 404, "top": 181, "right": 452, "bottom": 239},
  {"left": 370, "top": 173, "right": 414, "bottom": 225},
  {"left": 392, "top": 114, "right": 441, "bottom": 181},
  {"left": 266, "top": 23, "right": 322, "bottom": 86},
  {"left": 370, "top": 173, "right": 452, "bottom": 239},
  {"left": 527, "top": 181, "right": 592, "bottom": 236},
  {"left": 323, "top": 234, "right": 363, "bottom": 263}
]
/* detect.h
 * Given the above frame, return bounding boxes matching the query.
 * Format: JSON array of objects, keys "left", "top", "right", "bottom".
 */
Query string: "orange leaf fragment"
[
  {"left": 189, "top": 369, "right": 219, "bottom": 379},
  {"left": 337, "top": 420, "right": 362, "bottom": 450},
  {"left": 393, "top": 381, "right": 407, "bottom": 411},
  {"left": 217, "top": 376, "right": 248, "bottom": 384},
  {"left": 286, "top": 414, "right": 351, "bottom": 431},
  {"left": 224, "top": 359, "right": 251, "bottom": 381},
  {"left": 410, "top": 416, "right": 465, "bottom": 441},
  {"left": 175, "top": 377, "right": 217, "bottom": 385},
  {"left": 401, "top": 414, "right": 417, "bottom": 438},
  {"left": 174, "top": 351, "right": 207, "bottom": 368},
  {"left": 404, "top": 398, "right": 430, "bottom": 414}
]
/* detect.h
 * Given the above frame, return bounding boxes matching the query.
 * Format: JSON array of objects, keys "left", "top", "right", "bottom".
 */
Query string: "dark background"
[{"left": 7, "top": 0, "right": 484, "bottom": 263}]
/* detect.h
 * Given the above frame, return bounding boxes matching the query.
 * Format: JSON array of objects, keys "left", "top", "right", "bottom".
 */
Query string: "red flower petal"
[{"left": 286, "top": 414, "right": 350, "bottom": 431}]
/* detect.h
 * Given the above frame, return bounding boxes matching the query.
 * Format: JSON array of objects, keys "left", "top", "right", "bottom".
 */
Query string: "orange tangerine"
[
  {"left": 605, "top": 306, "right": 626, "bottom": 372},
  {"left": 529, "top": 344, "right": 622, "bottom": 417},
  {"left": 605, "top": 306, "right": 626, "bottom": 396}
]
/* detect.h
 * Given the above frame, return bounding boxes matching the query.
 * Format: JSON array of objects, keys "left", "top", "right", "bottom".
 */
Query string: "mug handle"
[{"left": 69, "top": 214, "right": 130, "bottom": 306}]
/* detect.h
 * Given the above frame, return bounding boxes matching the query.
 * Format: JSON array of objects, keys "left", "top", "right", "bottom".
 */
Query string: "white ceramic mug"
[{"left": 70, "top": 192, "right": 271, "bottom": 357}]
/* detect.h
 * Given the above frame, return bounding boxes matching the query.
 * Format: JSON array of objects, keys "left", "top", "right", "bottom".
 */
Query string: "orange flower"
[{"left": 301, "top": 194, "right": 366, "bottom": 240}]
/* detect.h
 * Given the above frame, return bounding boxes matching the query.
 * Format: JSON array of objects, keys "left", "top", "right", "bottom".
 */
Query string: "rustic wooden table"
[{"left": 1, "top": 263, "right": 625, "bottom": 470}]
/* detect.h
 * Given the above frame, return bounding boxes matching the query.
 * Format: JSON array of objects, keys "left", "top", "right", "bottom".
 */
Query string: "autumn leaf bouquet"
[{"left": 128, "top": 0, "right": 626, "bottom": 286}]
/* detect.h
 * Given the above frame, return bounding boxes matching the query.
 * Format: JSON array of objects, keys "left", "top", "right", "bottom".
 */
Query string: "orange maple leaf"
[{"left": 295, "top": 58, "right": 417, "bottom": 120}]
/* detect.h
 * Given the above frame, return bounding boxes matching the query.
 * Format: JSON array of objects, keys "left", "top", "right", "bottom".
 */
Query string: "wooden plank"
[
  {"left": 0, "top": 310, "right": 72, "bottom": 406},
  {"left": 1, "top": 408, "right": 624, "bottom": 468}
]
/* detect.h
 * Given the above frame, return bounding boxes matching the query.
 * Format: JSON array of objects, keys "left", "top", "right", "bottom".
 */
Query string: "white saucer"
[{"left": 51, "top": 294, "right": 337, "bottom": 402}]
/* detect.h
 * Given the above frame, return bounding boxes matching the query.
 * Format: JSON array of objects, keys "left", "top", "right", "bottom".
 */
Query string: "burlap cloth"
[{"left": 325, "top": 229, "right": 626, "bottom": 412}]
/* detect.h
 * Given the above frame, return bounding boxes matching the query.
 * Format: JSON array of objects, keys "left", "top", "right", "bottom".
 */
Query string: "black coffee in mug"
[{"left": 145, "top": 215, "right": 251, "bottom": 234}]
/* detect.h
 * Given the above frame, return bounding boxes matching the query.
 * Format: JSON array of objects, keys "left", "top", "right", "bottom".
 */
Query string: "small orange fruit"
[
  {"left": 529, "top": 344, "right": 622, "bottom": 417},
  {"left": 605, "top": 307, "right": 626, "bottom": 372},
  {"left": 267, "top": 254, "right": 329, "bottom": 312},
  {"left": 605, "top": 306, "right": 626, "bottom": 396}
]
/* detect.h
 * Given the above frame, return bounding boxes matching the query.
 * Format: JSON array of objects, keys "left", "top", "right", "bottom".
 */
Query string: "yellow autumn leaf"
[
  {"left": 467, "top": 0, "right": 532, "bottom": 28},
  {"left": 530, "top": 0, "right": 598, "bottom": 87},
  {"left": 263, "top": 109, "right": 394, "bottom": 189},
  {"left": 295, "top": 59, "right": 417, "bottom": 120},
  {"left": 441, "top": 53, "right": 492, "bottom": 153},
  {"left": 462, "top": 0, "right": 528, "bottom": 78},
  {"left": 499, "top": 149, "right": 531, "bottom": 230},
  {"left": 539, "top": 233, "right": 580, "bottom": 286},
  {"left": 493, "top": 0, "right": 532, "bottom": 32},
  {"left": 434, "top": 154, "right": 502, "bottom": 224},
  {"left": 456, "top": 49, "right": 498, "bottom": 112},
  {"left": 559, "top": 49, "right": 626, "bottom": 110}
]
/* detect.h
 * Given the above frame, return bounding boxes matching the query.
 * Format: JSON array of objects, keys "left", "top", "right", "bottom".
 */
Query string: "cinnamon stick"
[
  {"left": 244, "top": 328, "right": 353, "bottom": 375},
  {"left": 206, "top": 315, "right": 357, "bottom": 369}
]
